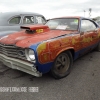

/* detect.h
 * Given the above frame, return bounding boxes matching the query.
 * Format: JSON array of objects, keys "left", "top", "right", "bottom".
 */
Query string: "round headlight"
[
  {"left": 25, "top": 49, "right": 36, "bottom": 62},
  {"left": 28, "top": 49, "right": 35, "bottom": 60}
]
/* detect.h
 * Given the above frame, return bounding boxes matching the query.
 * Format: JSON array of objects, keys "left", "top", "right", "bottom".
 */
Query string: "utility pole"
[
  {"left": 89, "top": 8, "right": 92, "bottom": 18},
  {"left": 84, "top": 10, "right": 86, "bottom": 17}
]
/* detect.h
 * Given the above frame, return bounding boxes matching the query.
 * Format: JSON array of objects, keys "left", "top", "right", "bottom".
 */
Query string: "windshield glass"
[{"left": 46, "top": 18, "right": 79, "bottom": 30}]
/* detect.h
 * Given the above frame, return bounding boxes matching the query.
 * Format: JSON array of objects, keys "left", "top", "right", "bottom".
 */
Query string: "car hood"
[{"left": 0, "top": 25, "right": 77, "bottom": 48}]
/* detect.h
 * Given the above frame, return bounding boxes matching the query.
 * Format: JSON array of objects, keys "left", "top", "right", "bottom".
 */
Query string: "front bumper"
[{"left": 0, "top": 53, "right": 42, "bottom": 77}]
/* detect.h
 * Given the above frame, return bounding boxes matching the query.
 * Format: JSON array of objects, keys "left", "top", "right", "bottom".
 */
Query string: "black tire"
[
  {"left": 95, "top": 42, "right": 100, "bottom": 52},
  {"left": 51, "top": 51, "right": 73, "bottom": 79}
]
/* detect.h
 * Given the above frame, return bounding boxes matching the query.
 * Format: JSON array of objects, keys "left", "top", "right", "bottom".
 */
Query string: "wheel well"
[{"left": 64, "top": 49, "right": 75, "bottom": 59}]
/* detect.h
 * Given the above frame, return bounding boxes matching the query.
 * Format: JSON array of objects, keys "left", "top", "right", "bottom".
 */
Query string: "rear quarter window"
[{"left": 9, "top": 16, "right": 21, "bottom": 24}]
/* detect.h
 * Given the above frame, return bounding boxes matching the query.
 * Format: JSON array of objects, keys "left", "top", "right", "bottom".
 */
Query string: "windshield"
[{"left": 46, "top": 18, "right": 79, "bottom": 30}]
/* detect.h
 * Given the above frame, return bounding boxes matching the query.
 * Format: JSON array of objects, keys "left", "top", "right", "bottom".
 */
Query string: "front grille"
[{"left": 0, "top": 43, "right": 26, "bottom": 60}]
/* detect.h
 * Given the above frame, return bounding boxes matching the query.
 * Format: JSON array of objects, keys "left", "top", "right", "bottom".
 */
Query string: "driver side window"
[{"left": 81, "top": 20, "right": 97, "bottom": 32}]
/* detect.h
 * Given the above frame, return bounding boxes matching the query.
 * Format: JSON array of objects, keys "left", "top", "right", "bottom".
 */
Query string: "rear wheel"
[{"left": 51, "top": 51, "right": 73, "bottom": 79}]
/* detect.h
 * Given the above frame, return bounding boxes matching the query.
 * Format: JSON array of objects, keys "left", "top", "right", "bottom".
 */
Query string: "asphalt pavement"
[{"left": 0, "top": 51, "right": 100, "bottom": 100}]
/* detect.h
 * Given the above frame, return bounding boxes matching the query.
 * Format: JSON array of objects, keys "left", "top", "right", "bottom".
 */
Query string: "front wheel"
[{"left": 51, "top": 51, "right": 73, "bottom": 79}]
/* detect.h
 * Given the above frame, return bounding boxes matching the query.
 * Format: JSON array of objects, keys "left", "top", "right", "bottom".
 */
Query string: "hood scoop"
[{"left": 21, "top": 25, "right": 50, "bottom": 34}]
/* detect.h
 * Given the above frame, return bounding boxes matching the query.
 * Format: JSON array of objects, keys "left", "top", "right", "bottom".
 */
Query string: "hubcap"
[{"left": 54, "top": 54, "right": 70, "bottom": 74}]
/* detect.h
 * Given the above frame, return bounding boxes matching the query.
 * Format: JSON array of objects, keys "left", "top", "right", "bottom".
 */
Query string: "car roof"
[
  {"left": 0, "top": 12, "right": 44, "bottom": 25},
  {"left": 49, "top": 16, "right": 89, "bottom": 20},
  {"left": 0, "top": 12, "right": 43, "bottom": 18}
]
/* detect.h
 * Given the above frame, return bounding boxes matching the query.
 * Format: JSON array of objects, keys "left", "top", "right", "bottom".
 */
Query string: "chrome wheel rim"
[{"left": 54, "top": 54, "right": 70, "bottom": 74}]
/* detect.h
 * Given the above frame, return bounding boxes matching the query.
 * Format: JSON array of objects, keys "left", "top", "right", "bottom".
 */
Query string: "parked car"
[
  {"left": 0, "top": 16, "right": 100, "bottom": 79},
  {"left": 0, "top": 12, "right": 46, "bottom": 37}
]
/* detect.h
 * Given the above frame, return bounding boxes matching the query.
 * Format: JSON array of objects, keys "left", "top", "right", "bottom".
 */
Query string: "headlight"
[{"left": 25, "top": 49, "right": 36, "bottom": 62}]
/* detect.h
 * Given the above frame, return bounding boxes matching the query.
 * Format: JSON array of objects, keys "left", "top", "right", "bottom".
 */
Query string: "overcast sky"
[{"left": 0, "top": 0, "right": 100, "bottom": 19}]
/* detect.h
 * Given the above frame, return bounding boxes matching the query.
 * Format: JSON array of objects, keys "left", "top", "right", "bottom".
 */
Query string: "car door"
[{"left": 80, "top": 19, "right": 99, "bottom": 50}]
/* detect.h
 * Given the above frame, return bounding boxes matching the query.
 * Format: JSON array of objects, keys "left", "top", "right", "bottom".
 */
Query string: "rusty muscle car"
[{"left": 0, "top": 16, "right": 100, "bottom": 79}]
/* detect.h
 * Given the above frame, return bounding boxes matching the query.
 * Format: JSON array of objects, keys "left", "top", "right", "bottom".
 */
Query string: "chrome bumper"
[{"left": 0, "top": 53, "right": 42, "bottom": 77}]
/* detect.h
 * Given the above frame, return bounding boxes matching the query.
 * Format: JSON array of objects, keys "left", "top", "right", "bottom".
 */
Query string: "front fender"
[
  {"left": 29, "top": 42, "right": 75, "bottom": 74},
  {"left": 56, "top": 47, "right": 75, "bottom": 58},
  {"left": 30, "top": 43, "right": 53, "bottom": 74}
]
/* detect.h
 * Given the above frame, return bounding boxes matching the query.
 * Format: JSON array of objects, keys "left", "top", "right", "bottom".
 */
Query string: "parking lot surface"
[{"left": 0, "top": 51, "right": 100, "bottom": 100}]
